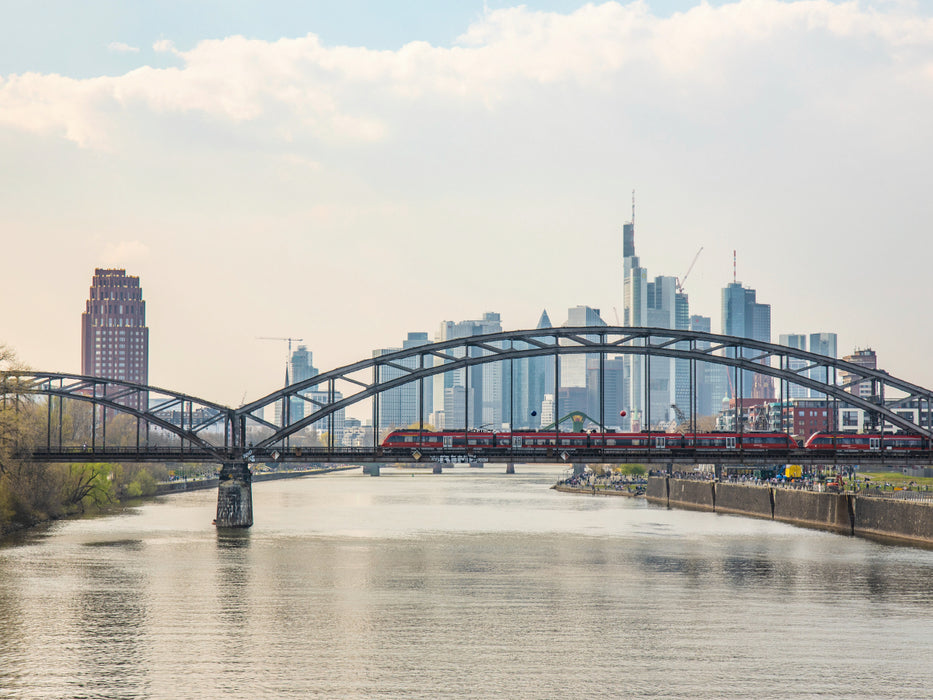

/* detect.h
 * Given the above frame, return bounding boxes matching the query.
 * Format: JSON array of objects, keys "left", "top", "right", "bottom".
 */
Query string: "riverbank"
[
  {"left": 647, "top": 476, "right": 933, "bottom": 548},
  {"left": 1, "top": 465, "right": 361, "bottom": 541}
]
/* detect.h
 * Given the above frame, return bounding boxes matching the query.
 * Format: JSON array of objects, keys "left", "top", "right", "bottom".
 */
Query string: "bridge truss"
[{"left": 4, "top": 327, "right": 933, "bottom": 465}]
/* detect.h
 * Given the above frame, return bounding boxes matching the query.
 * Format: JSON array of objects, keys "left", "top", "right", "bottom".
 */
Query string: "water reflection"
[{"left": 0, "top": 468, "right": 931, "bottom": 699}]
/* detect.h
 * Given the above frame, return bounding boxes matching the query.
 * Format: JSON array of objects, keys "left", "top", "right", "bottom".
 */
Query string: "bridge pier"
[
  {"left": 506, "top": 463, "right": 515, "bottom": 474},
  {"left": 572, "top": 463, "right": 586, "bottom": 477},
  {"left": 432, "top": 463, "right": 442, "bottom": 474},
  {"left": 215, "top": 462, "right": 253, "bottom": 528},
  {"left": 363, "top": 464, "right": 381, "bottom": 476}
]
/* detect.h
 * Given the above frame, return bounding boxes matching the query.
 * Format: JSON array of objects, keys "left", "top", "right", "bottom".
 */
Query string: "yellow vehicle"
[{"left": 784, "top": 464, "right": 803, "bottom": 479}]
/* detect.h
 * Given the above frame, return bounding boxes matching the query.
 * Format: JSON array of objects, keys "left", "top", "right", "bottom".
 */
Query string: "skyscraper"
[
  {"left": 80, "top": 268, "right": 149, "bottom": 385},
  {"left": 514, "top": 309, "right": 553, "bottom": 428},
  {"left": 433, "top": 313, "right": 503, "bottom": 429},
  {"left": 690, "top": 314, "right": 726, "bottom": 417},
  {"left": 778, "top": 334, "right": 809, "bottom": 399},
  {"left": 622, "top": 211, "right": 647, "bottom": 429},
  {"left": 808, "top": 332, "right": 838, "bottom": 398},
  {"left": 722, "top": 281, "right": 772, "bottom": 399},
  {"left": 275, "top": 344, "right": 346, "bottom": 444},
  {"left": 373, "top": 332, "right": 432, "bottom": 431}
]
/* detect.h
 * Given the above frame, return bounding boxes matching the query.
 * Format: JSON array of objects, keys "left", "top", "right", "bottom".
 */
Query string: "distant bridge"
[{"left": 4, "top": 327, "right": 933, "bottom": 526}]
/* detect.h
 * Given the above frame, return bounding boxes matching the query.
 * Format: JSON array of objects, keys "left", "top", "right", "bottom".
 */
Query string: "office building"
[
  {"left": 808, "top": 332, "right": 838, "bottom": 398},
  {"left": 80, "top": 268, "right": 149, "bottom": 387},
  {"left": 841, "top": 348, "right": 877, "bottom": 400},
  {"left": 275, "top": 345, "right": 345, "bottom": 445},
  {"left": 373, "top": 332, "right": 432, "bottom": 431},
  {"left": 513, "top": 310, "right": 553, "bottom": 428},
  {"left": 433, "top": 313, "right": 503, "bottom": 429},
  {"left": 778, "top": 334, "right": 809, "bottom": 399},
  {"left": 690, "top": 314, "right": 726, "bottom": 417},
  {"left": 721, "top": 281, "right": 772, "bottom": 399}
]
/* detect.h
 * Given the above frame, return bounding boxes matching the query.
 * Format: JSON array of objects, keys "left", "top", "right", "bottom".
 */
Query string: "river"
[{"left": 1, "top": 464, "right": 932, "bottom": 699}]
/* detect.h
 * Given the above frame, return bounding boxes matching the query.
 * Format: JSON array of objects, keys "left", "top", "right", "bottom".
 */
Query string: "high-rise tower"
[
  {"left": 721, "top": 281, "right": 772, "bottom": 399},
  {"left": 80, "top": 268, "right": 149, "bottom": 385}
]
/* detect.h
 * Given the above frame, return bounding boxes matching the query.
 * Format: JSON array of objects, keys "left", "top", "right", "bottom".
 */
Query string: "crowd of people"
[{"left": 556, "top": 471, "right": 647, "bottom": 495}]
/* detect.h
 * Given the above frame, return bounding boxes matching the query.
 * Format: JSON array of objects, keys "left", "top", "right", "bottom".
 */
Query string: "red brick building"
[{"left": 80, "top": 268, "right": 149, "bottom": 385}]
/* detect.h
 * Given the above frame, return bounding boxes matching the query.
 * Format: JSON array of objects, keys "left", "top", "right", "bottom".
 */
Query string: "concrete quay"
[
  {"left": 647, "top": 476, "right": 933, "bottom": 547},
  {"left": 552, "top": 484, "right": 643, "bottom": 497}
]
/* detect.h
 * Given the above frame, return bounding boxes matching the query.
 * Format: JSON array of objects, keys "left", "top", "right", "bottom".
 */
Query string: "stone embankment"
[
  {"left": 647, "top": 476, "right": 933, "bottom": 547},
  {"left": 552, "top": 484, "right": 642, "bottom": 497}
]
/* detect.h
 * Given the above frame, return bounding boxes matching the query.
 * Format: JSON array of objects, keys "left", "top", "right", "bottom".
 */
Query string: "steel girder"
[
  {"left": 238, "top": 327, "right": 933, "bottom": 449},
  {"left": 1, "top": 372, "right": 234, "bottom": 458},
  {"left": 5, "top": 327, "right": 933, "bottom": 459}
]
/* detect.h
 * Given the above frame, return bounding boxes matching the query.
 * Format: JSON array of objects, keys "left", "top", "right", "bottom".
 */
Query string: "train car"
[
  {"left": 804, "top": 432, "right": 926, "bottom": 451},
  {"left": 381, "top": 429, "right": 799, "bottom": 454}
]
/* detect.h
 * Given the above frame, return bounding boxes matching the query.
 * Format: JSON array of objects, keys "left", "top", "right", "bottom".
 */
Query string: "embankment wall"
[
  {"left": 646, "top": 476, "right": 932, "bottom": 547},
  {"left": 714, "top": 482, "right": 773, "bottom": 519},
  {"left": 666, "top": 478, "right": 715, "bottom": 512},
  {"left": 772, "top": 489, "right": 852, "bottom": 535},
  {"left": 853, "top": 497, "right": 933, "bottom": 546}
]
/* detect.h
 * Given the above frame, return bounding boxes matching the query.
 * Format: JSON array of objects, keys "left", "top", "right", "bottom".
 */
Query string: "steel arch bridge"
[{"left": 5, "top": 326, "right": 933, "bottom": 466}]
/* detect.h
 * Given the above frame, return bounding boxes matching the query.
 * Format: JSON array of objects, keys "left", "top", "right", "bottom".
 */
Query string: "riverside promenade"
[{"left": 647, "top": 475, "right": 933, "bottom": 548}]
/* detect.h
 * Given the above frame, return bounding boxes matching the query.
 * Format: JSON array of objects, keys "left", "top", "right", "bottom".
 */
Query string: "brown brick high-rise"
[{"left": 80, "top": 268, "right": 149, "bottom": 385}]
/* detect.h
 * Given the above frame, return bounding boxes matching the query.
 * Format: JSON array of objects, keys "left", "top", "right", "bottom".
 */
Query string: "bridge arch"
[
  {"left": 6, "top": 327, "right": 933, "bottom": 459},
  {"left": 2, "top": 372, "right": 233, "bottom": 459},
  {"left": 237, "top": 327, "right": 933, "bottom": 450}
]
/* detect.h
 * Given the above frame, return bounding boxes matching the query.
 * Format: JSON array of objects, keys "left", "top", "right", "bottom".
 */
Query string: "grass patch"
[{"left": 858, "top": 472, "right": 933, "bottom": 489}]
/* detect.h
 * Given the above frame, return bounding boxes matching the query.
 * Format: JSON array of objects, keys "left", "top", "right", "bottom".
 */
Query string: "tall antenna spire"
[
  {"left": 631, "top": 190, "right": 635, "bottom": 231},
  {"left": 733, "top": 250, "right": 737, "bottom": 284}
]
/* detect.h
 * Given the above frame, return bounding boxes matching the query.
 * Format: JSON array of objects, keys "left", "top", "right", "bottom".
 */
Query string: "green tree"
[{"left": 60, "top": 463, "right": 115, "bottom": 512}]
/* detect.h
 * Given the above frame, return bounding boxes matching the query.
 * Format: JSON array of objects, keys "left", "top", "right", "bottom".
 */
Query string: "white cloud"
[
  {"left": 108, "top": 41, "right": 140, "bottom": 53},
  {"left": 0, "top": 1, "right": 929, "bottom": 152},
  {"left": 152, "top": 39, "right": 177, "bottom": 54},
  {"left": 101, "top": 240, "right": 151, "bottom": 265}
]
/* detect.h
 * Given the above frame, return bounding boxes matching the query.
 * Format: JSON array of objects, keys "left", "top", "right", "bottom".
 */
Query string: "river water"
[{"left": 1, "top": 464, "right": 932, "bottom": 699}]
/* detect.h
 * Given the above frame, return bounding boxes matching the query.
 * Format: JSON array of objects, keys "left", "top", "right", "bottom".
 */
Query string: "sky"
[{"left": 1, "top": 0, "right": 932, "bottom": 409}]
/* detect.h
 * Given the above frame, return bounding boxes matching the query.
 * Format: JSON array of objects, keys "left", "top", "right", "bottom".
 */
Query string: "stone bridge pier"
[{"left": 215, "top": 462, "right": 253, "bottom": 528}]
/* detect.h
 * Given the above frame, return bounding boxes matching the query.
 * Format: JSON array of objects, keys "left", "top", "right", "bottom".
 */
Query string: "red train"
[
  {"left": 381, "top": 429, "right": 799, "bottom": 453},
  {"left": 804, "top": 432, "right": 927, "bottom": 451},
  {"left": 381, "top": 429, "right": 930, "bottom": 455}
]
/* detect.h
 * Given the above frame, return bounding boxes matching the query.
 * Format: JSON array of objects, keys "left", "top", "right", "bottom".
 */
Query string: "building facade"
[
  {"left": 721, "top": 281, "right": 772, "bottom": 400},
  {"left": 80, "top": 268, "right": 149, "bottom": 386},
  {"left": 432, "top": 313, "right": 503, "bottom": 429}
]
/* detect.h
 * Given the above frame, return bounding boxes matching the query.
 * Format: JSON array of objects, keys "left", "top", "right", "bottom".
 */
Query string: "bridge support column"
[
  {"left": 215, "top": 462, "right": 253, "bottom": 528},
  {"left": 363, "top": 464, "right": 381, "bottom": 476},
  {"left": 506, "top": 462, "right": 515, "bottom": 474},
  {"left": 432, "top": 463, "right": 442, "bottom": 474},
  {"left": 572, "top": 463, "right": 586, "bottom": 477}
]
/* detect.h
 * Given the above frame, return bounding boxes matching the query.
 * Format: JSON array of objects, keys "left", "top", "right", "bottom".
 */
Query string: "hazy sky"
[{"left": 2, "top": 0, "right": 931, "bottom": 408}]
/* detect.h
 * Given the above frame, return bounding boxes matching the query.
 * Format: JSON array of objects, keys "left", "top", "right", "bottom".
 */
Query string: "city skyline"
[{"left": 2, "top": 0, "right": 931, "bottom": 406}]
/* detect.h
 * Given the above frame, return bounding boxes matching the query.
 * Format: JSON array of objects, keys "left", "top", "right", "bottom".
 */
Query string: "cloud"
[
  {"left": 108, "top": 41, "right": 140, "bottom": 53},
  {"left": 152, "top": 39, "right": 177, "bottom": 54},
  {"left": 101, "top": 240, "right": 151, "bottom": 265},
  {"left": 0, "top": 1, "right": 930, "bottom": 151}
]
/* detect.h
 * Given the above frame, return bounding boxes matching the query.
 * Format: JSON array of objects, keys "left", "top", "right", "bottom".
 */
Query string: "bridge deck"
[{"left": 26, "top": 445, "right": 933, "bottom": 466}]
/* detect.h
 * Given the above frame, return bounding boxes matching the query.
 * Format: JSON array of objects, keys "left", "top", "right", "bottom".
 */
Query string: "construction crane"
[
  {"left": 257, "top": 336, "right": 304, "bottom": 384},
  {"left": 675, "top": 246, "right": 704, "bottom": 294}
]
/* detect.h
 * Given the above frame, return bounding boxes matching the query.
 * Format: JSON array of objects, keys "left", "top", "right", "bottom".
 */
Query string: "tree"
[
  {"left": 0, "top": 344, "right": 32, "bottom": 476},
  {"left": 60, "top": 463, "right": 115, "bottom": 511}
]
